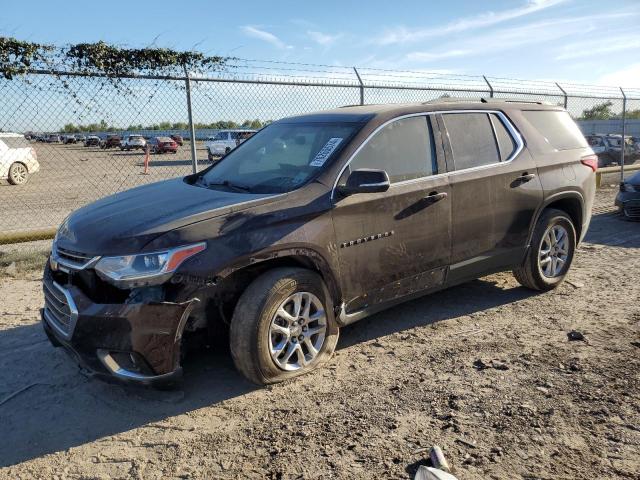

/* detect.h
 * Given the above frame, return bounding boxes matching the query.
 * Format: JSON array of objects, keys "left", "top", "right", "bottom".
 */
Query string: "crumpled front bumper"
[{"left": 42, "top": 277, "right": 196, "bottom": 387}]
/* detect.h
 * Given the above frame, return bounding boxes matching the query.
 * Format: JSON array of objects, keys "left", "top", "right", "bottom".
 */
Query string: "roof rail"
[
  {"left": 421, "top": 97, "right": 469, "bottom": 104},
  {"left": 480, "top": 97, "right": 547, "bottom": 105}
]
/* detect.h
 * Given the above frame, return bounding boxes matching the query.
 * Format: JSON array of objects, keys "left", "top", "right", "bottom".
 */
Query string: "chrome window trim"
[{"left": 331, "top": 109, "right": 524, "bottom": 200}]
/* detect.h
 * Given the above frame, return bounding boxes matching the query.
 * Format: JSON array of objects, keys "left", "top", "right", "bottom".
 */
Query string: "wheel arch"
[
  {"left": 211, "top": 247, "right": 342, "bottom": 325},
  {"left": 529, "top": 191, "right": 584, "bottom": 246}
]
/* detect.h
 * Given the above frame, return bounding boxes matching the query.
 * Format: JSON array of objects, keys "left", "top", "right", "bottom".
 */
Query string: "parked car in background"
[
  {"left": 585, "top": 134, "right": 637, "bottom": 167},
  {"left": 148, "top": 136, "right": 178, "bottom": 154},
  {"left": 42, "top": 100, "right": 596, "bottom": 386},
  {"left": 84, "top": 135, "right": 101, "bottom": 147},
  {"left": 120, "top": 134, "right": 147, "bottom": 151},
  {"left": 615, "top": 170, "right": 640, "bottom": 220},
  {"left": 75, "top": 135, "right": 87, "bottom": 143},
  {"left": 205, "top": 129, "right": 256, "bottom": 160},
  {"left": 63, "top": 135, "right": 77, "bottom": 144},
  {"left": 170, "top": 134, "right": 184, "bottom": 146},
  {"left": 101, "top": 135, "right": 122, "bottom": 149},
  {"left": 46, "top": 134, "right": 61, "bottom": 143},
  {"left": 0, "top": 133, "right": 40, "bottom": 185}
]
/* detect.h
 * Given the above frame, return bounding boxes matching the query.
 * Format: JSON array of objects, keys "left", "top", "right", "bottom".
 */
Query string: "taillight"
[
  {"left": 30, "top": 147, "right": 37, "bottom": 159},
  {"left": 580, "top": 154, "right": 598, "bottom": 172}
]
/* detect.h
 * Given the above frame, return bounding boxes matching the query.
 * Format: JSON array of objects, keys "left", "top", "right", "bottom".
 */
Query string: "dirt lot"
[
  {"left": 0, "top": 142, "right": 212, "bottom": 233},
  {"left": 0, "top": 186, "right": 639, "bottom": 480}
]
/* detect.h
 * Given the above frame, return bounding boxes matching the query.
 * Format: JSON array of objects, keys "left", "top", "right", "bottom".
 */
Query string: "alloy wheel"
[
  {"left": 538, "top": 224, "right": 569, "bottom": 278},
  {"left": 269, "top": 291, "right": 327, "bottom": 371},
  {"left": 10, "top": 164, "right": 27, "bottom": 184}
]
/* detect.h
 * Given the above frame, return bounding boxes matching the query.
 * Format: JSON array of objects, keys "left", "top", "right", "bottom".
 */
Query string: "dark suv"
[{"left": 42, "top": 100, "right": 596, "bottom": 386}]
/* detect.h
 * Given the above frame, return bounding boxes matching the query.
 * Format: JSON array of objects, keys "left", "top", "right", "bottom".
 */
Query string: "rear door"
[
  {"left": 438, "top": 110, "right": 543, "bottom": 284},
  {"left": 331, "top": 115, "right": 451, "bottom": 314}
]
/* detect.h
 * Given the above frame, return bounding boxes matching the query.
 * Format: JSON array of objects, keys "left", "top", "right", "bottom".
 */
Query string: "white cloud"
[
  {"left": 375, "top": 0, "right": 566, "bottom": 45},
  {"left": 555, "top": 34, "right": 640, "bottom": 60},
  {"left": 307, "top": 30, "right": 342, "bottom": 46},
  {"left": 405, "top": 12, "right": 633, "bottom": 64},
  {"left": 241, "top": 26, "right": 293, "bottom": 50},
  {"left": 405, "top": 50, "right": 471, "bottom": 62},
  {"left": 598, "top": 63, "right": 640, "bottom": 88}
]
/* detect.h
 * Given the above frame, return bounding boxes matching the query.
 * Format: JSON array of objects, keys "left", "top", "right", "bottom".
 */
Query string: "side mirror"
[{"left": 337, "top": 169, "right": 390, "bottom": 196}]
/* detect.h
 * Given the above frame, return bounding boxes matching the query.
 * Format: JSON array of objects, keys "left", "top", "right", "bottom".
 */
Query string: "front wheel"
[
  {"left": 514, "top": 209, "right": 576, "bottom": 291},
  {"left": 7, "top": 162, "right": 29, "bottom": 185},
  {"left": 230, "top": 268, "right": 339, "bottom": 385}
]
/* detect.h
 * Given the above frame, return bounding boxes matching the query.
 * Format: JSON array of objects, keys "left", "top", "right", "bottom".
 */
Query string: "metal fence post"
[
  {"left": 183, "top": 64, "right": 198, "bottom": 174},
  {"left": 483, "top": 76, "right": 494, "bottom": 98},
  {"left": 556, "top": 83, "right": 568, "bottom": 109},
  {"left": 353, "top": 67, "right": 364, "bottom": 105},
  {"left": 620, "top": 87, "right": 627, "bottom": 183}
]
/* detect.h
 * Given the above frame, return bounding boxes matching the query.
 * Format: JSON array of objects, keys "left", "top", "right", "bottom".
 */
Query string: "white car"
[
  {"left": 205, "top": 129, "right": 256, "bottom": 160},
  {"left": 0, "top": 133, "right": 40, "bottom": 185},
  {"left": 120, "top": 134, "right": 147, "bottom": 151}
]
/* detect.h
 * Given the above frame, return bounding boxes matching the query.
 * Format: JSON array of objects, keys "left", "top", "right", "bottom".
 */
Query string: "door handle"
[
  {"left": 424, "top": 191, "right": 448, "bottom": 204},
  {"left": 515, "top": 173, "right": 536, "bottom": 183}
]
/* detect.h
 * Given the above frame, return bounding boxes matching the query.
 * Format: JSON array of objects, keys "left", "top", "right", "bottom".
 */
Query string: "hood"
[
  {"left": 56, "top": 178, "right": 281, "bottom": 255},
  {"left": 627, "top": 170, "right": 640, "bottom": 186}
]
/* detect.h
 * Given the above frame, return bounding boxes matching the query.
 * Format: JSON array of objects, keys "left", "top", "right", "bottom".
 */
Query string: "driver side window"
[{"left": 343, "top": 115, "right": 436, "bottom": 184}]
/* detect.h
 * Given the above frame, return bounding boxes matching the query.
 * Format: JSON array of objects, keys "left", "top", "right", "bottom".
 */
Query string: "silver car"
[{"left": 120, "top": 134, "right": 147, "bottom": 151}]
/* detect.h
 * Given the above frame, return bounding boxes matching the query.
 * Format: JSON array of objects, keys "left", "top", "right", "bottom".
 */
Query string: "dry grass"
[{"left": 0, "top": 249, "right": 48, "bottom": 278}]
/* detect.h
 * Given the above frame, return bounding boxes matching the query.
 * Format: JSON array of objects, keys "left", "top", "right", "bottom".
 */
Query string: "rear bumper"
[{"left": 41, "top": 279, "right": 195, "bottom": 387}]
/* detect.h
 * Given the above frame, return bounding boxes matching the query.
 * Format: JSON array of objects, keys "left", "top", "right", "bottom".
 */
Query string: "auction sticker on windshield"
[{"left": 310, "top": 138, "right": 343, "bottom": 167}]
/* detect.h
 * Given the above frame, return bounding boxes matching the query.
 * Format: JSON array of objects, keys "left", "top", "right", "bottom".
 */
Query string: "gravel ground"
[
  {"left": 0, "top": 186, "right": 639, "bottom": 480},
  {"left": 0, "top": 142, "right": 211, "bottom": 233}
]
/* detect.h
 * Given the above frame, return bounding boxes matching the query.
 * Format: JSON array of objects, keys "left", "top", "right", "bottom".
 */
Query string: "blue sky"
[{"left": 2, "top": 0, "right": 640, "bottom": 86}]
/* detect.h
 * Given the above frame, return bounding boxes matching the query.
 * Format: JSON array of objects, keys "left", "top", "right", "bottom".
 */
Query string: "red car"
[
  {"left": 170, "top": 134, "right": 184, "bottom": 146},
  {"left": 149, "top": 136, "right": 178, "bottom": 154}
]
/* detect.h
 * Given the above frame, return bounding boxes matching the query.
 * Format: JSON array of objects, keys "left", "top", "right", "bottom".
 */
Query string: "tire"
[
  {"left": 224, "top": 147, "right": 231, "bottom": 154},
  {"left": 513, "top": 208, "right": 576, "bottom": 291},
  {"left": 230, "top": 267, "right": 339, "bottom": 385},
  {"left": 7, "top": 162, "right": 29, "bottom": 185}
]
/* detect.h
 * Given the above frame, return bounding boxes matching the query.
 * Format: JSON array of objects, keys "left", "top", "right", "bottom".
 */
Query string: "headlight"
[{"left": 95, "top": 242, "right": 206, "bottom": 287}]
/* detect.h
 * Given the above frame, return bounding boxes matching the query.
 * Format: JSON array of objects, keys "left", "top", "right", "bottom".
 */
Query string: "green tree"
[{"left": 580, "top": 101, "right": 615, "bottom": 120}]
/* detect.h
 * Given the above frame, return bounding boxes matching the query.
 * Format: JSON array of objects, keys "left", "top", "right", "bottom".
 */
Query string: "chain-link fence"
[{"left": 1, "top": 58, "right": 639, "bottom": 248}]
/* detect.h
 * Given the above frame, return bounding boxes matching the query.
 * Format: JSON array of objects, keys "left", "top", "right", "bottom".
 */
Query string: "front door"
[{"left": 331, "top": 115, "right": 451, "bottom": 314}]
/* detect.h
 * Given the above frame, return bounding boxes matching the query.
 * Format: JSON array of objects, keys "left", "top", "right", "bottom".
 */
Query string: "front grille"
[
  {"left": 623, "top": 200, "right": 640, "bottom": 220},
  {"left": 43, "top": 272, "right": 77, "bottom": 339},
  {"left": 56, "top": 246, "right": 93, "bottom": 267}
]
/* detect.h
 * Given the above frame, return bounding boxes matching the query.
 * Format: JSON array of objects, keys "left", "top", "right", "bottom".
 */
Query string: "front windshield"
[{"left": 200, "top": 122, "right": 361, "bottom": 194}]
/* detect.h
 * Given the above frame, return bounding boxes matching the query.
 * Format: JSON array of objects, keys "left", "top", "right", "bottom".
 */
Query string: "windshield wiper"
[{"left": 205, "top": 180, "right": 254, "bottom": 193}]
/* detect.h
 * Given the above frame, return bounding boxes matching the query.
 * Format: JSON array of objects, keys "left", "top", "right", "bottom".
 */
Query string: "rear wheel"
[
  {"left": 7, "top": 162, "right": 28, "bottom": 185},
  {"left": 513, "top": 209, "right": 576, "bottom": 291},
  {"left": 230, "top": 268, "right": 339, "bottom": 385}
]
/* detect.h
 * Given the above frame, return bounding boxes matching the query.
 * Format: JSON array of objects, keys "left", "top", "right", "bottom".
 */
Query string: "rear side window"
[
  {"left": 1, "top": 136, "right": 30, "bottom": 148},
  {"left": 348, "top": 116, "right": 436, "bottom": 183},
  {"left": 490, "top": 114, "right": 516, "bottom": 161},
  {"left": 522, "top": 110, "right": 587, "bottom": 151},
  {"left": 443, "top": 113, "right": 500, "bottom": 170}
]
